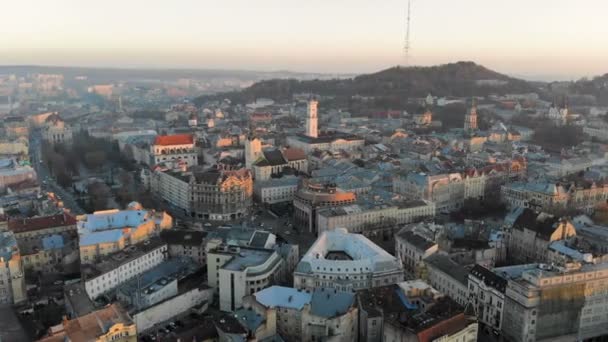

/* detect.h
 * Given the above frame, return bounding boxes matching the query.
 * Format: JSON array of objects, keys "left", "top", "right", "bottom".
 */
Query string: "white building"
[
  {"left": 150, "top": 134, "right": 198, "bottom": 167},
  {"left": 316, "top": 200, "right": 435, "bottom": 235},
  {"left": 395, "top": 228, "right": 438, "bottom": 278},
  {"left": 82, "top": 238, "right": 167, "bottom": 300},
  {"left": 424, "top": 253, "right": 469, "bottom": 307},
  {"left": 467, "top": 264, "right": 507, "bottom": 331},
  {"left": 294, "top": 228, "right": 403, "bottom": 292},
  {"left": 254, "top": 176, "right": 300, "bottom": 204},
  {"left": 207, "top": 244, "right": 286, "bottom": 312},
  {"left": 306, "top": 99, "right": 318, "bottom": 138}
]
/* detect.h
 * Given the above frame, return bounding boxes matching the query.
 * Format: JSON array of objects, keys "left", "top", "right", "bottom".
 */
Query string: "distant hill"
[
  {"left": 567, "top": 73, "right": 608, "bottom": 105},
  {"left": 194, "top": 61, "right": 539, "bottom": 107}
]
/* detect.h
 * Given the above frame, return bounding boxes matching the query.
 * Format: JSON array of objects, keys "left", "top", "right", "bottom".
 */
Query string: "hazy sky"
[{"left": 1, "top": 0, "right": 606, "bottom": 80}]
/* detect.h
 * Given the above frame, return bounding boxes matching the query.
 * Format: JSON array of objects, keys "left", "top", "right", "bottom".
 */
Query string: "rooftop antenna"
[{"left": 404, "top": 0, "right": 412, "bottom": 66}]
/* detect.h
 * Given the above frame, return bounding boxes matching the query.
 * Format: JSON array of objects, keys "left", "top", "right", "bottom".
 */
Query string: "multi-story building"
[
  {"left": 0, "top": 230, "right": 26, "bottom": 304},
  {"left": 294, "top": 228, "right": 403, "bottom": 291},
  {"left": 207, "top": 244, "right": 286, "bottom": 312},
  {"left": 467, "top": 264, "right": 507, "bottom": 331},
  {"left": 501, "top": 181, "right": 608, "bottom": 213},
  {"left": 393, "top": 172, "right": 467, "bottom": 213},
  {"left": 7, "top": 213, "right": 78, "bottom": 272},
  {"left": 316, "top": 199, "right": 435, "bottom": 235},
  {"left": 0, "top": 158, "right": 37, "bottom": 193},
  {"left": 77, "top": 204, "right": 172, "bottom": 263},
  {"left": 38, "top": 303, "right": 136, "bottom": 342},
  {"left": 394, "top": 159, "right": 527, "bottom": 213},
  {"left": 395, "top": 228, "right": 438, "bottom": 278},
  {"left": 252, "top": 148, "right": 308, "bottom": 181},
  {"left": 149, "top": 167, "right": 191, "bottom": 214},
  {"left": 424, "top": 253, "right": 469, "bottom": 307},
  {"left": 500, "top": 263, "right": 608, "bottom": 342},
  {"left": 190, "top": 168, "right": 253, "bottom": 220},
  {"left": 81, "top": 237, "right": 167, "bottom": 300},
  {"left": 42, "top": 113, "right": 73, "bottom": 145},
  {"left": 358, "top": 281, "right": 478, "bottom": 342},
  {"left": 254, "top": 175, "right": 300, "bottom": 204},
  {"left": 240, "top": 285, "right": 358, "bottom": 342},
  {"left": 160, "top": 229, "right": 207, "bottom": 265},
  {"left": 293, "top": 180, "right": 356, "bottom": 233},
  {"left": 150, "top": 134, "right": 198, "bottom": 167},
  {"left": 0, "top": 137, "right": 29, "bottom": 159},
  {"left": 507, "top": 208, "right": 576, "bottom": 264}
]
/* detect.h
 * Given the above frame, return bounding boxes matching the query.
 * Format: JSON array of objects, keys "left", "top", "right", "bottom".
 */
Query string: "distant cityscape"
[{"left": 0, "top": 62, "right": 608, "bottom": 342}]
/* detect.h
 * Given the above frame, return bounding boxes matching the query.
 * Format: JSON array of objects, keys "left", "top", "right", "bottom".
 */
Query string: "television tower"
[{"left": 404, "top": 0, "right": 412, "bottom": 66}]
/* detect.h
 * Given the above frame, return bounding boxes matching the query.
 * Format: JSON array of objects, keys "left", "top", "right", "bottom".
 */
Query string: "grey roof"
[
  {"left": 396, "top": 230, "right": 436, "bottom": 251},
  {"left": 424, "top": 254, "right": 468, "bottom": 286},
  {"left": 262, "top": 149, "right": 287, "bottom": 166},
  {"left": 160, "top": 229, "right": 207, "bottom": 246},
  {"left": 234, "top": 308, "right": 265, "bottom": 331},
  {"left": 221, "top": 248, "right": 275, "bottom": 272}
]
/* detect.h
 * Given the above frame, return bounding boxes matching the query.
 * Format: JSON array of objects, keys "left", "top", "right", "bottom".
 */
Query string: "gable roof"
[{"left": 8, "top": 213, "right": 77, "bottom": 233}]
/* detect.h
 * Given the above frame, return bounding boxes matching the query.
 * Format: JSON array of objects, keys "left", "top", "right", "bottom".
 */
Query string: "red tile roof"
[
  {"left": 7, "top": 213, "right": 77, "bottom": 233},
  {"left": 154, "top": 134, "right": 194, "bottom": 146}
]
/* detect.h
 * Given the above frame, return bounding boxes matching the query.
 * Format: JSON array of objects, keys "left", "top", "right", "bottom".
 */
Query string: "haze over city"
[
  {"left": 2, "top": 0, "right": 607, "bottom": 79},
  {"left": 3, "top": 1, "right": 608, "bottom": 342}
]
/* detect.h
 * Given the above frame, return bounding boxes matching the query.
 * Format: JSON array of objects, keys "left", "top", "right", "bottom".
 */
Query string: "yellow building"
[
  {"left": 78, "top": 204, "right": 173, "bottom": 264},
  {"left": 38, "top": 303, "right": 136, "bottom": 342}
]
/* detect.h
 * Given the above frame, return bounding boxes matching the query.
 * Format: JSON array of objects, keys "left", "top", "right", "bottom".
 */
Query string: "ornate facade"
[{"left": 190, "top": 168, "right": 253, "bottom": 220}]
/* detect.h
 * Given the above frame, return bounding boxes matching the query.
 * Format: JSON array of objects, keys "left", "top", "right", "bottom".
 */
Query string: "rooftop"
[
  {"left": 310, "top": 288, "right": 355, "bottom": 318},
  {"left": 81, "top": 237, "right": 167, "bottom": 279},
  {"left": 78, "top": 209, "right": 151, "bottom": 233},
  {"left": 154, "top": 134, "right": 194, "bottom": 146},
  {"left": 219, "top": 247, "right": 276, "bottom": 272},
  {"left": 424, "top": 254, "right": 469, "bottom": 286},
  {"left": 63, "top": 303, "right": 133, "bottom": 341},
  {"left": 7, "top": 213, "right": 77, "bottom": 233},
  {"left": 116, "top": 257, "right": 198, "bottom": 308},
  {"left": 295, "top": 228, "right": 401, "bottom": 274},
  {"left": 469, "top": 264, "right": 507, "bottom": 293},
  {"left": 254, "top": 286, "right": 312, "bottom": 310},
  {"left": 396, "top": 229, "right": 437, "bottom": 251},
  {"left": 160, "top": 229, "right": 207, "bottom": 247},
  {"left": 291, "top": 132, "right": 363, "bottom": 144}
]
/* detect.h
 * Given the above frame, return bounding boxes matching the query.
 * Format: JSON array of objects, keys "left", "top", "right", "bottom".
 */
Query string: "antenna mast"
[{"left": 404, "top": 0, "right": 412, "bottom": 66}]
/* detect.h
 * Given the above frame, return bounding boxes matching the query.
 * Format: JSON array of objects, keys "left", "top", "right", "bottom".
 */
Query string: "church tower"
[
  {"left": 306, "top": 99, "right": 318, "bottom": 138},
  {"left": 245, "top": 136, "right": 262, "bottom": 169},
  {"left": 464, "top": 98, "right": 478, "bottom": 131}
]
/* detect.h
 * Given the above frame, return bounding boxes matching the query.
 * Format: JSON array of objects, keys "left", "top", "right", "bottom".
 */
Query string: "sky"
[{"left": 1, "top": 0, "right": 607, "bottom": 80}]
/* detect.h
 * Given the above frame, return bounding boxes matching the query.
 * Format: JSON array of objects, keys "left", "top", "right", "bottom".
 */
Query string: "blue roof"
[
  {"left": 395, "top": 288, "right": 418, "bottom": 310},
  {"left": 254, "top": 286, "right": 312, "bottom": 310},
  {"left": 42, "top": 234, "right": 64, "bottom": 250},
  {"left": 234, "top": 308, "right": 265, "bottom": 331},
  {"left": 80, "top": 229, "right": 126, "bottom": 246},
  {"left": 310, "top": 288, "right": 355, "bottom": 318}
]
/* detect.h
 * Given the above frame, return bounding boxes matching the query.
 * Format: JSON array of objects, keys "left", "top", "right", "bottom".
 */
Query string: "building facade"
[
  {"left": 0, "top": 230, "right": 26, "bottom": 304},
  {"left": 501, "top": 263, "right": 608, "bottom": 342},
  {"left": 395, "top": 229, "right": 438, "bottom": 278},
  {"left": 190, "top": 168, "right": 253, "bottom": 221},
  {"left": 293, "top": 181, "right": 356, "bottom": 233},
  {"left": 317, "top": 200, "right": 436, "bottom": 235},
  {"left": 294, "top": 228, "right": 403, "bottom": 292},
  {"left": 150, "top": 134, "right": 198, "bottom": 167},
  {"left": 207, "top": 244, "right": 286, "bottom": 312}
]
